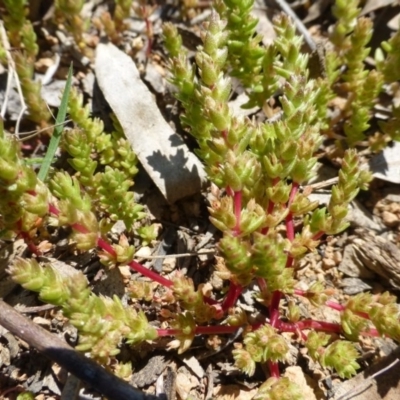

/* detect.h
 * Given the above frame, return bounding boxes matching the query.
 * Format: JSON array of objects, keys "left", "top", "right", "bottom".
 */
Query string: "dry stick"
[
  {"left": 0, "top": 22, "right": 27, "bottom": 138},
  {"left": 273, "top": 0, "right": 317, "bottom": 52},
  {"left": 16, "top": 119, "right": 73, "bottom": 141},
  {"left": 0, "top": 22, "right": 13, "bottom": 120},
  {"left": 137, "top": 249, "right": 215, "bottom": 259},
  {"left": 0, "top": 300, "right": 159, "bottom": 400},
  {"left": 305, "top": 177, "right": 339, "bottom": 191}
]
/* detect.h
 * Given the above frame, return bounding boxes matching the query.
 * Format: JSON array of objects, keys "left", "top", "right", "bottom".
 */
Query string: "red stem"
[
  {"left": 48, "top": 203, "right": 174, "bottom": 288},
  {"left": 269, "top": 291, "right": 282, "bottom": 328},
  {"left": 233, "top": 190, "right": 242, "bottom": 235},
  {"left": 221, "top": 281, "right": 243, "bottom": 311},
  {"left": 296, "top": 319, "right": 342, "bottom": 333},
  {"left": 268, "top": 360, "right": 280, "bottom": 378},
  {"left": 195, "top": 325, "right": 240, "bottom": 335},
  {"left": 226, "top": 186, "right": 234, "bottom": 197},
  {"left": 313, "top": 231, "right": 325, "bottom": 241},
  {"left": 361, "top": 327, "right": 380, "bottom": 337},
  {"left": 157, "top": 324, "right": 240, "bottom": 337},
  {"left": 285, "top": 183, "right": 298, "bottom": 243},
  {"left": 325, "top": 300, "right": 345, "bottom": 311},
  {"left": 269, "top": 184, "right": 300, "bottom": 326},
  {"left": 277, "top": 318, "right": 342, "bottom": 333},
  {"left": 288, "top": 182, "right": 299, "bottom": 205},
  {"left": 257, "top": 277, "right": 267, "bottom": 292},
  {"left": 128, "top": 260, "right": 173, "bottom": 288},
  {"left": 261, "top": 193, "right": 277, "bottom": 235},
  {"left": 48, "top": 203, "right": 59, "bottom": 216}
]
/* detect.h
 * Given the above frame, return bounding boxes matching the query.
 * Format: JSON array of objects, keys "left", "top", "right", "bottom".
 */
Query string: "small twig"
[
  {"left": 16, "top": 119, "right": 72, "bottom": 141},
  {"left": 273, "top": 0, "right": 317, "bottom": 51},
  {"left": 0, "top": 300, "right": 159, "bottom": 400},
  {"left": 41, "top": 52, "right": 61, "bottom": 85},
  {"left": 137, "top": 249, "right": 215, "bottom": 260},
  {"left": 14, "top": 303, "right": 58, "bottom": 313},
  {"left": 205, "top": 364, "right": 214, "bottom": 400},
  {"left": 0, "top": 22, "right": 13, "bottom": 120},
  {"left": 305, "top": 177, "right": 339, "bottom": 191},
  {"left": 0, "top": 22, "right": 27, "bottom": 138}
]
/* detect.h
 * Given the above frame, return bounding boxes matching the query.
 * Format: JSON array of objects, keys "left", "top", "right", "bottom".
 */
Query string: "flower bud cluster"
[
  {"left": 330, "top": 0, "right": 361, "bottom": 52},
  {"left": 343, "top": 292, "right": 400, "bottom": 341},
  {"left": 214, "top": 0, "right": 264, "bottom": 89},
  {"left": 306, "top": 331, "right": 360, "bottom": 379},
  {"left": 310, "top": 149, "right": 371, "bottom": 235},
  {"left": 55, "top": 0, "right": 87, "bottom": 51},
  {"left": 377, "top": 29, "right": 400, "bottom": 83},
  {"left": 50, "top": 172, "right": 98, "bottom": 250},
  {"left": 233, "top": 324, "right": 289, "bottom": 376},
  {"left": 172, "top": 274, "right": 221, "bottom": 323},
  {"left": 168, "top": 311, "right": 197, "bottom": 354}
]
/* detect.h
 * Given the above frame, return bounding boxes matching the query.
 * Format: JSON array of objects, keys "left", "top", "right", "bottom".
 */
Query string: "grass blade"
[{"left": 38, "top": 64, "right": 73, "bottom": 181}]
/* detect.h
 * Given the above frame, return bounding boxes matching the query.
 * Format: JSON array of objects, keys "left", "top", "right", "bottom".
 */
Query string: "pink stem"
[
  {"left": 288, "top": 182, "right": 299, "bottom": 205},
  {"left": 325, "top": 300, "right": 345, "bottom": 311},
  {"left": 304, "top": 298, "right": 370, "bottom": 320},
  {"left": 268, "top": 184, "right": 300, "bottom": 325},
  {"left": 48, "top": 203, "right": 59, "bottom": 216},
  {"left": 286, "top": 213, "right": 295, "bottom": 242},
  {"left": 71, "top": 222, "right": 90, "bottom": 234},
  {"left": 157, "top": 328, "right": 181, "bottom": 336}
]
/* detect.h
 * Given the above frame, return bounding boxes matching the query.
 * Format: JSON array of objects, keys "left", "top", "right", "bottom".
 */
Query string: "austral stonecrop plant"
[
  {"left": 2, "top": 0, "right": 400, "bottom": 398},
  {"left": 162, "top": 0, "right": 400, "bottom": 396}
]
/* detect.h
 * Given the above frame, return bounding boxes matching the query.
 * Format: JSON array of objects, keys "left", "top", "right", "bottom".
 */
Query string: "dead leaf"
[
  {"left": 388, "top": 12, "right": 400, "bottom": 29},
  {"left": 95, "top": 43, "right": 207, "bottom": 203},
  {"left": 181, "top": 355, "right": 205, "bottom": 379},
  {"left": 369, "top": 142, "right": 400, "bottom": 184},
  {"left": 360, "top": 0, "right": 396, "bottom": 16}
]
